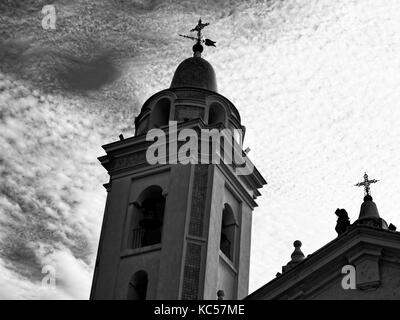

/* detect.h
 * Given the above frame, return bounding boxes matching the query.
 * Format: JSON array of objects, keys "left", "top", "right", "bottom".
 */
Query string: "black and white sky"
[{"left": 1, "top": 0, "right": 400, "bottom": 299}]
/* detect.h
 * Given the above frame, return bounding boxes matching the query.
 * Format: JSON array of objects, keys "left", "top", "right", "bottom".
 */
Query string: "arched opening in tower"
[
  {"left": 152, "top": 97, "right": 171, "bottom": 128},
  {"left": 131, "top": 185, "right": 165, "bottom": 248},
  {"left": 220, "top": 204, "right": 236, "bottom": 261},
  {"left": 127, "top": 270, "right": 148, "bottom": 300},
  {"left": 208, "top": 102, "right": 226, "bottom": 126}
]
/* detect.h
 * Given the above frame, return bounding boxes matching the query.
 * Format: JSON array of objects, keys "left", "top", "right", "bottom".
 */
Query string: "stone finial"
[
  {"left": 291, "top": 240, "right": 305, "bottom": 263},
  {"left": 282, "top": 240, "right": 305, "bottom": 273}
]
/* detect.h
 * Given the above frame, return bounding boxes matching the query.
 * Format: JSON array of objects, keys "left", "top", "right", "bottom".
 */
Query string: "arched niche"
[
  {"left": 129, "top": 185, "right": 166, "bottom": 249},
  {"left": 220, "top": 203, "right": 237, "bottom": 262},
  {"left": 127, "top": 270, "right": 148, "bottom": 300},
  {"left": 135, "top": 113, "right": 150, "bottom": 136},
  {"left": 151, "top": 97, "right": 171, "bottom": 128},
  {"left": 208, "top": 102, "right": 226, "bottom": 126}
]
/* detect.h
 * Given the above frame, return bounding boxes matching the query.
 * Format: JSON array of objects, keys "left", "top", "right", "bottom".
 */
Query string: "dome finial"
[
  {"left": 179, "top": 18, "right": 216, "bottom": 57},
  {"left": 354, "top": 172, "right": 379, "bottom": 199},
  {"left": 171, "top": 19, "right": 218, "bottom": 91},
  {"left": 353, "top": 172, "right": 390, "bottom": 229}
]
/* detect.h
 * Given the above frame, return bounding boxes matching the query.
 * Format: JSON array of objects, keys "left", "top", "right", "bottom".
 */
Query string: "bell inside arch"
[
  {"left": 139, "top": 209, "right": 161, "bottom": 229},
  {"left": 138, "top": 197, "right": 164, "bottom": 230}
]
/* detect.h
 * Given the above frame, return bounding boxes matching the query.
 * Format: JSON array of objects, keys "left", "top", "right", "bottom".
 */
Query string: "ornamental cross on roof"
[
  {"left": 179, "top": 18, "right": 216, "bottom": 54},
  {"left": 355, "top": 172, "right": 379, "bottom": 196}
]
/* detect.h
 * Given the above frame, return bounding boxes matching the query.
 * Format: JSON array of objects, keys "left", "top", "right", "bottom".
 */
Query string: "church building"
[
  {"left": 247, "top": 174, "right": 400, "bottom": 300},
  {"left": 90, "top": 21, "right": 400, "bottom": 300}
]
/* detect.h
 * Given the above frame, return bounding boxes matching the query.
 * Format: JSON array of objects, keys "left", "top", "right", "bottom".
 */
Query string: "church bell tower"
[{"left": 90, "top": 20, "right": 266, "bottom": 300}]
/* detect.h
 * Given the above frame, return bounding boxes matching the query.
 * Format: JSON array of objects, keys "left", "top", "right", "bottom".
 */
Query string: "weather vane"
[
  {"left": 179, "top": 18, "right": 216, "bottom": 54},
  {"left": 355, "top": 172, "right": 379, "bottom": 196}
]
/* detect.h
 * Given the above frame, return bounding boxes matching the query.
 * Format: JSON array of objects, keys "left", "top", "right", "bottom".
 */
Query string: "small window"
[
  {"left": 220, "top": 204, "right": 237, "bottom": 261},
  {"left": 130, "top": 186, "right": 165, "bottom": 249},
  {"left": 127, "top": 270, "right": 148, "bottom": 300}
]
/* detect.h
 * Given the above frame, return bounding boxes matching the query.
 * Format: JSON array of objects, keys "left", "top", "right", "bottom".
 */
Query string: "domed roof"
[
  {"left": 358, "top": 195, "right": 380, "bottom": 220},
  {"left": 170, "top": 55, "right": 217, "bottom": 92},
  {"left": 354, "top": 195, "right": 388, "bottom": 229}
]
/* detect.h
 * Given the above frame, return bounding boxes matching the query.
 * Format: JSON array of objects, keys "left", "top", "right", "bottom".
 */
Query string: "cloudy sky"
[{"left": 1, "top": 0, "right": 400, "bottom": 299}]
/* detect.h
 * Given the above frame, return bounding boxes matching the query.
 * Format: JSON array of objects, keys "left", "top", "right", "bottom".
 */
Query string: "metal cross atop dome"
[
  {"left": 179, "top": 18, "right": 216, "bottom": 54},
  {"left": 355, "top": 172, "right": 379, "bottom": 196}
]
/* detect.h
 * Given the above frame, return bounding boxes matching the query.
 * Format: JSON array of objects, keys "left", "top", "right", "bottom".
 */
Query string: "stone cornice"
[{"left": 98, "top": 119, "right": 266, "bottom": 206}]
